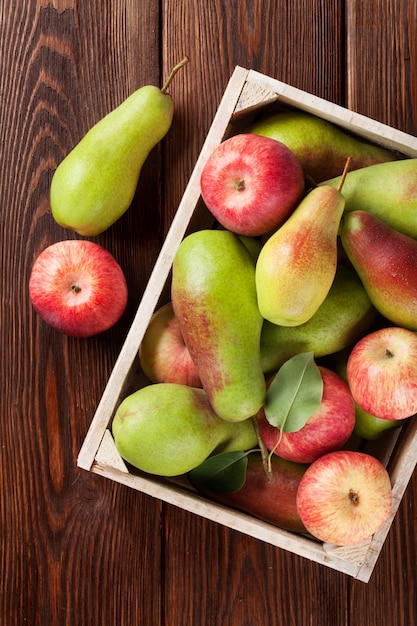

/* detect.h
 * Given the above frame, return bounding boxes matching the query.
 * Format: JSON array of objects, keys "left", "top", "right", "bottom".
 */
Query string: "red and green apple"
[
  {"left": 139, "top": 301, "right": 201, "bottom": 387},
  {"left": 346, "top": 326, "right": 417, "bottom": 420},
  {"left": 296, "top": 450, "right": 393, "bottom": 545},
  {"left": 29, "top": 239, "right": 128, "bottom": 337},
  {"left": 257, "top": 366, "right": 355, "bottom": 464},
  {"left": 200, "top": 133, "right": 305, "bottom": 237}
]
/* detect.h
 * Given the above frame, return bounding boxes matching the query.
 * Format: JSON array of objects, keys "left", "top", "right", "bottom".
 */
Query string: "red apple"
[
  {"left": 200, "top": 133, "right": 305, "bottom": 237},
  {"left": 258, "top": 366, "right": 355, "bottom": 464},
  {"left": 29, "top": 239, "right": 128, "bottom": 337},
  {"left": 346, "top": 326, "right": 417, "bottom": 420},
  {"left": 139, "top": 302, "right": 201, "bottom": 387},
  {"left": 296, "top": 450, "right": 393, "bottom": 546}
]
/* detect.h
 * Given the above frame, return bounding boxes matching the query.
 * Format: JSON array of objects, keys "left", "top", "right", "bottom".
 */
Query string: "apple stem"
[
  {"left": 71, "top": 282, "right": 81, "bottom": 293},
  {"left": 235, "top": 179, "right": 245, "bottom": 192},
  {"left": 251, "top": 416, "right": 273, "bottom": 482},
  {"left": 161, "top": 56, "right": 189, "bottom": 94},
  {"left": 349, "top": 489, "right": 359, "bottom": 505},
  {"left": 337, "top": 156, "right": 352, "bottom": 192}
]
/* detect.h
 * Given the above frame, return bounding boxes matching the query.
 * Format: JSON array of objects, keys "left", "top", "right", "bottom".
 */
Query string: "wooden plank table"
[{"left": 1, "top": 1, "right": 416, "bottom": 624}]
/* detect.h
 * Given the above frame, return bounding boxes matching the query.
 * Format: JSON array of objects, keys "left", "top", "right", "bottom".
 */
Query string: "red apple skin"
[
  {"left": 258, "top": 366, "right": 355, "bottom": 464},
  {"left": 139, "top": 302, "right": 202, "bottom": 387},
  {"left": 199, "top": 453, "right": 309, "bottom": 534},
  {"left": 346, "top": 326, "right": 417, "bottom": 420},
  {"left": 200, "top": 134, "right": 305, "bottom": 237},
  {"left": 29, "top": 240, "right": 128, "bottom": 337},
  {"left": 296, "top": 450, "right": 393, "bottom": 546}
]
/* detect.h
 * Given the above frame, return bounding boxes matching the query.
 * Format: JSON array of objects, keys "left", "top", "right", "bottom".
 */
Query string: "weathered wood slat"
[{"left": 0, "top": 3, "right": 163, "bottom": 626}]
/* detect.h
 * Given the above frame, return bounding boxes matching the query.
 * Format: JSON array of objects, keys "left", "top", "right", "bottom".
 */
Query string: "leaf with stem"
[
  {"left": 188, "top": 449, "right": 257, "bottom": 494},
  {"left": 264, "top": 351, "right": 323, "bottom": 434}
]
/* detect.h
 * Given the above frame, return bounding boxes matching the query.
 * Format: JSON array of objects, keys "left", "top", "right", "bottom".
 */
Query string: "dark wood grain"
[
  {"left": 345, "top": 3, "right": 417, "bottom": 623},
  {"left": 1, "top": 1, "right": 416, "bottom": 625},
  {"left": 347, "top": 0, "right": 417, "bottom": 134},
  {"left": 1, "top": 2, "right": 163, "bottom": 625}
]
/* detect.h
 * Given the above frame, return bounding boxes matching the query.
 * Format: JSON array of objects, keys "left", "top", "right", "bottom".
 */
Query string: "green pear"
[
  {"left": 112, "top": 383, "right": 257, "bottom": 477},
  {"left": 193, "top": 453, "right": 309, "bottom": 534},
  {"left": 238, "top": 235, "right": 262, "bottom": 262},
  {"left": 247, "top": 110, "right": 396, "bottom": 183},
  {"left": 354, "top": 403, "right": 407, "bottom": 440},
  {"left": 171, "top": 229, "right": 265, "bottom": 422},
  {"left": 323, "top": 159, "right": 417, "bottom": 239},
  {"left": 340, "top": 210, "right": 417, "bottom": 330},
  {"left": 50, "top": 58, "right": 189, "bottom": 236},
  {"left": 260, "top": 265, "right": 377, "bottom": 374},
  {"left": 256, "top": 181, "right": 346, "bottom": 326}
]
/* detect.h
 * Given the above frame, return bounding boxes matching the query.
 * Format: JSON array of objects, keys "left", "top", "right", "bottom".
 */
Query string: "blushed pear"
[
  {"left": 171, "top": 229, "right": 266, "bottom": 422},
  {"left": 255, "top": 160, "right": 350, "bottom": 326}
]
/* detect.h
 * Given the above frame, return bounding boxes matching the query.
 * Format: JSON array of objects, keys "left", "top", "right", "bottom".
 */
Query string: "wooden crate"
[{"left": 77, "top": 67, "right": 417, "bottom": 583}]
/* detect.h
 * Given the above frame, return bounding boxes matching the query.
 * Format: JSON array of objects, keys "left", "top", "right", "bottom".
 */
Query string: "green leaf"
[
  {"left": 188, "top": 450, "right": 249, "bottom": 494},
  {"left": 264, "top": 351, "right": 323, "bottom": 433}
]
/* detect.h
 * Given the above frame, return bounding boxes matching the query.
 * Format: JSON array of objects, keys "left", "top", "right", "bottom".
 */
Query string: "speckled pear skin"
[
  {"left": 112, "top": 383, "right": 258, "bottom": 477},
  {"left": 248, "top": 110, "right": 396, "bottom": 183},
  {"left": 50, "top": 85, "right": 174, "bottom": 236},
  {"left": 340, "top": 210, "right": 417, "bottom": 331},
  {"left": 323, "top": 159, "right": 417, "bottom": 239},
  {"left": 255, "top": 186, "right": 345, "bottom": 326},
  {"left": 260, "top": 265, "right": 377, "bottom": 374},
  {"left": 171, "top": 229, "right": 266, "bottom": 423}
]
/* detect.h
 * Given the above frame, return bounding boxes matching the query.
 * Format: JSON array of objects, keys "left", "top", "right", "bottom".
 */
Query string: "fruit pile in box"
[
  {"left": 28, "top": 61, "right": 417, "bottom": 549},
  {"left": 115, "top": 111, "right": 417, "bottom": 549}
]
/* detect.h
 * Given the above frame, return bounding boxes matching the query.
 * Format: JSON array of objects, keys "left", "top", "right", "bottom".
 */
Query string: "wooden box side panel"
[
  {"left": 77, "top": 66, "right": 250, "bottom": 471},
  {"left": 90, "top": 415, "right": 417, "bottom": 583},
  {"left": 247, "top": 69, "right": 417, "bottom": 156},
  {"left": 91, "top": 431, "right": 363, "bottom": 579}
]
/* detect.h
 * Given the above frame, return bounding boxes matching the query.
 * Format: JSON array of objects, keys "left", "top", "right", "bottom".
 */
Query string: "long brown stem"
[
  {"left": 161, "top": 56, "right": 189, "bottom": 94},
  {"left": 251, "top": 416, "right": 273, "bottom": 482},
  {"left": 337, "top": 156, "right": 352, "bottom": 192}
]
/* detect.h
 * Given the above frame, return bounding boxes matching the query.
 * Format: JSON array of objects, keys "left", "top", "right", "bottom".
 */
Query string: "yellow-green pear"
[
  {"left": 50, "top": 58, "right": 188, "bottom": 236},
  {"left": 112, "top": 383, "right": 257, "bottom": 477},
  {"left": 247, "top": 110, "right": 396, "bottom": 182},
  {"left": 260, "top": 265, "right": 377, "bottom": 373},
  {"left": 171, "top": 229, "right": 266, "bottom": 422},
  {"left": 255, "top": 166, "right": 349, "bottom": 326},
  {"left": 323, "top": 159, "right": 417, "bottom": 239}
]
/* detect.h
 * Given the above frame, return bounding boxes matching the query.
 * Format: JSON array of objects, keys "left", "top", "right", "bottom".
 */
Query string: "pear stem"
[
  {"left": 337, "top": 156, "right": 352, "bottom": 192},
  {"left": 251, "top": 415, "right": 273, "bottom": 482},
  {"left": 161, "top": 56, "right": 189, "bottom": 94}
]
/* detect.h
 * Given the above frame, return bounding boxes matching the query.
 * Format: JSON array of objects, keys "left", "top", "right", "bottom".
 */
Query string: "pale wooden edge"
[
  {"left": 95, "top": 429, "right": 129, "bottom": 472},
  {"left": 77, "top": 66, "right": 250, "bottom": 471},
  {"left": 90, "top": 435, "right": 362, "bottom": 579},
  {"left": 247, "top": 70, "right": 417, "bottom": 156},
  {"left": 233, "top": 80, "right": 279, "bottom": 114},
  {"left": 92, "top": 424, "right": 416, "bottom": 582}
]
